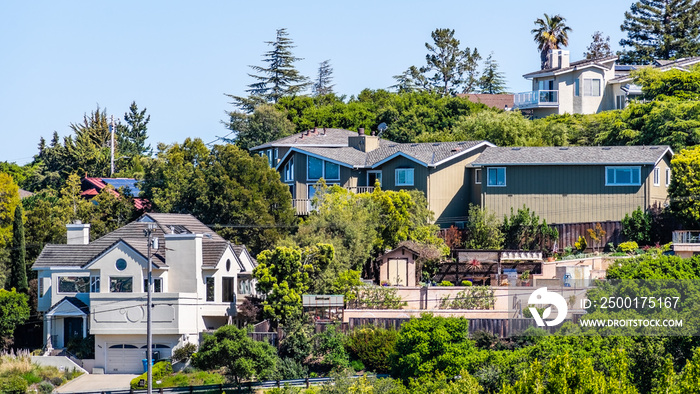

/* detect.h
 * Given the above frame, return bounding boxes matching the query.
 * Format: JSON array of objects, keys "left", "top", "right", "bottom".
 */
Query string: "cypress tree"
[
  {"left": 8, "top": 204, "right": 27, "bottom": 292},
  {"left": 478, "top": 53, "right": 507, "bottom": 94},
  {"left": 619, "top": 0, "right": 700, "bottom": 64}
]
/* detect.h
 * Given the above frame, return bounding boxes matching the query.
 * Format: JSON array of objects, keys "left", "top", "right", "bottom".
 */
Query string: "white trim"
[
  {"left": 395, "top": 168, "right": 415, "bottom": 186},
  {"left": 486, "top": 167, "right": 506, "bottom": 187},
  {"left": 605, "top": 166, "right": 642, "bottom": 186},
  {"left": 653, "top": 167, "right": 660, "bottom": 186},
  {"left": 430, "top": 141, "right": 496, "bottom": 167},
  {"left": 283, "top": 157, "right": 294, "bottom": 182},
  {"left": 474, "top": 168, "right": 482, "bottom": 184},
  {"left": 45, "top": 298, "right": 88, "bottom": 317},
  {"left": 654, "top": 147, "right": 675, "bottom": 166},
  {"left": 276, "top": 147, "right": 354, "bottom": 171},
  {"left": 523, "top": 61, "right": 615, "bottom": 79},
  {"left": 372, "top": 152, "right": 428, "bottom": 169}
]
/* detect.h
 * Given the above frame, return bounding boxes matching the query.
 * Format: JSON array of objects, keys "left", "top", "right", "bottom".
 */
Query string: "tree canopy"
[
  {"left": 584, "top": 31, "right": 613, "bottom": 59},
  {"left": 531, "top": 13, "right": 572, "bottom": 69}
]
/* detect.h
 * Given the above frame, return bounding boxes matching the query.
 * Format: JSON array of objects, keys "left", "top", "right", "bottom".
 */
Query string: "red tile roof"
[{"left": 460, "top": 94, "right": 514, "bottom": 110}]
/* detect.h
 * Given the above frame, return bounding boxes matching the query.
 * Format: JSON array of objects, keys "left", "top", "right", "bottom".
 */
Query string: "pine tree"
[
  {"left": 8, "top": 204, "right": 27, "bottom": 292},
  {"left": 394, "top": 28, "right": 481, "bottom": 96},
  {"left": 619, "top": 0, "right": 700, "bottom": 64},
  {"left": 312, "top": 60, "right": 335, "bottom": 96},
  {"left": 584, "top": 31, "right": 613, "bottom": 59},
  {"left": 116, "top": 101, "right": 151, "bottom": 157},
  {"left": 228, "top": 28, "right": 310, "bottom": 112},
  {"left": 478, "top": 53, "right": 507, "bottom": 94}
]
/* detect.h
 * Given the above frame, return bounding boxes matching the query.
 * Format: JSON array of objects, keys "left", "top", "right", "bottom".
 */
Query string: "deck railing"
[
  {"left": 292, "top": 186, "right": 375, "bottom": 215},
  {"left": 514, "top": 90, "right": 559, "bottom": 108},
  {"left": 673, "top": 230, "right": 700, "bottom": 244}
]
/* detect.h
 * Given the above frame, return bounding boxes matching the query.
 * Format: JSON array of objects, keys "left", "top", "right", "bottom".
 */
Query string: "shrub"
[
  {"left": 461, "top": 280, "right": 473, "bottom": 286},
  {"left": 345, "top": 326, "right": 397, "bottom": 373},
  {"left": 172, "top": 343, "right": 197, "bottom": 363},
  {"left": 349, "top": 359, "right": 365, "bottom": 372},
  {"left": 574, "top": 235, "right": 587, "bottom": 253},
  {"left": 38, "top": 381, "right": 54, "bottom": 394},
  {"left": 438, "top": 280, "right": 453, "bottom": 286},
  {"left": 439, "top": 286, "right": 495, "bottom": 310},
  {"left": 130, "top": 360, "right": 173, "bottom": 389},
  {"left": 1, "top": 375, "right": 28, "bottom": 394},
  {"left": 275, "top": 357, "right": 308, "bottom": 380},
  {"left": 618, "top": 241, "right": 639, "bottom": 254}
]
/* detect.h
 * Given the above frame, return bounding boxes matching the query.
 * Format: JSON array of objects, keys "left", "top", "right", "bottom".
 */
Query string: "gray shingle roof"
[
  {"left": 251, "top": 128, "right": 393, "bottom": 150},
  {"left": 33, "top": 213, "right": 233, "bottom": 269},
  {"left": 472, "top": 146, "right": 673, "bottom": 166},
  {"left": 523, "top": 56, "right": 617, "bottom": 78}
]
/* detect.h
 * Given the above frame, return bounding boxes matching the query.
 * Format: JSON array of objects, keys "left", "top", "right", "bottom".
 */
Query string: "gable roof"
[
  {"left": 471, "top": 146, "right": 673, "bottom": 166},
  {"left": 46, "top": 297, "right": 89, "bottom": 316},
  {"left": 609, "top": 56, "right": 700, "bottom": 84},
  {"left": 33, "top": 213, "right": 236, "bottom": 270},
  {"left": 523, "top": 56, "right": 617, "bottom": 78},
  {"left": 251, "top": 128, "right": 393, "bottom": 151}
]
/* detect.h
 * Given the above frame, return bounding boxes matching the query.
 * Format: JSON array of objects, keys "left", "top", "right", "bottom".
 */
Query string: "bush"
[
  {"left": 1, "top": 375, "right": 28, "bottom": 394},
  {"left": 172, "top": 343, "right": 197, "bottom": 363},
  {"left": 38, "top": 381, "right": 54, "bottom": 394},
  {"left": 461, "top": 280, "right": 473, "bottom": 286},
  {"left": 618, "top": 241, "right": 639, "bottom": 254},
  {"left": 345, "top": 326, "right": 397, "bottom": 373},
  {"left": 349, "top": 359, "right": 365, "bottom": 372},
  {"left": 275, "top": 357, "right": 308, "bottom": 380},
  {"left": 130, "top": 361, "right": 173, "bottom": 389},
  {"left": 574, "top": 235, "right": 587, "bottom": 253},
  {"left": 438, "top": 280, "right": 453, "bottom": 286}
]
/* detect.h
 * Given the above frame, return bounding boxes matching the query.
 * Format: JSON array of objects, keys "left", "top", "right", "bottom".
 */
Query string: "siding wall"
[
  {"left": 282, "top": 151, "right": 356, "bottom": 199},
  {"left": 481, "top": 163, "right": 665, "bottom": 224}
]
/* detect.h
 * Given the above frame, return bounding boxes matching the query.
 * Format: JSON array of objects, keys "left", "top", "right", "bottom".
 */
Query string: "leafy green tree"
[
  {"left": 622, "top": 207, "right": 652, "bottom": 245},
  {"left": 229, "top": 28, "right": 310, "bottom": 112},
  {"left": 313, "top": 60, "right": 335, "bottom": 97},
  {"left": 418, "top": 110, "right": 539, "bottom": 146},
  {"left": 391, "top": 314, "right": 475, "bottom": 380},
  {"left": 584, "top": 31, "right": 613, "bottom": 59},
  {"left": 346, "top": 326, "right": 398, "bottom": 373},
  {"left": 192, "top": 324, "right": 277, "bottom": 384},
  {"left": 463, "top": 204, "right": 504, "bottom": 249},
  {"left": 0, "top": 173, "right": 20, "bottom": 248},
  {"left": 226, "top": 105, "right": 297, "bottom": 150},
  {"left": 116, "top": 101, "right": 151, "bottom": 157},
  {"left": 279, "top": 317, "right": 313, "bottom": 364},
  {"left": 253, "top": 244, "right": 333, "bottom": 325},
  {"left": 395, "top": 28, "right": 481, "bottom": 96},
  {"left": 531, "top": 14, "right": 572, "bottom": 69},
  {"left": 668, "top": 145, "right": 700, "bottom": 228},
  {"left": 478, "top": 53, "right": 507, "bottom": 94},
  {"left": 501, "top": 205, "right": 558, "bottom": 251},
  {"left": 619, "top": 0, "right": 700, "bottom": 64},
  {"left": 313, "top": 323, "right": 350, "bottom": 371},
  {"left": 634, "top": 65, "right": 700, "bottom": 101},
  {"left": 7, "top": 204, "right": 27, "bottom": 292},
  {"left": 141, "top": 140, "right": 295, "bottom": 254},
  {"left": 0, "top": 288, "right": 30, "bottom": 349}
]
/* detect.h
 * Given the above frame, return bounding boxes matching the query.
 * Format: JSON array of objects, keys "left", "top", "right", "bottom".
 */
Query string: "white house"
[
  {"left": 33, "top": 213, "right": 257, "bottom": 374},
  {"left": 514, "top": 50, "right": 700, "bottom": 118}
]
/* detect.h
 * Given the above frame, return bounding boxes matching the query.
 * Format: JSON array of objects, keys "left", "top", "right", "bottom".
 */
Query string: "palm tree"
[{"left": 531, "top": 14, "right": 572, "bottom": 69}]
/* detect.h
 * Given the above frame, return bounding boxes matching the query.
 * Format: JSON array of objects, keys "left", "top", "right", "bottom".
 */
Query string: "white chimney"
[
  {"left": 66, "top": 221, "right": 90, "bottom": 245},
  {"left": 559, "top": 50, "right": 570, "bottom": 68},
  {"left": 548, "top": 49, "right": 570, "bottom": 69},
  {"left": 164, "top": 233, "right": 203, "bottom": 293}
]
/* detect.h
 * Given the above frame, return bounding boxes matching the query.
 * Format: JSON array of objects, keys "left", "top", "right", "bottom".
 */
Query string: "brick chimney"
[{"left": 348, "top": 128, "right": 380, "bottom": 152}]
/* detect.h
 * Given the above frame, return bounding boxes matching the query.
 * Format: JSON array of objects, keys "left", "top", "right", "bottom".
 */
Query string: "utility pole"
[
  {"left": 110, "top": 115, "right": 115, "bottom": 176},
  {"left": 144, "top": 223, "right": 157, "bottom": 394}
]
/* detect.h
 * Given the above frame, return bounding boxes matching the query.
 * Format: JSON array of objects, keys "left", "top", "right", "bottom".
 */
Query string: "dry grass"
[{"left": 0, "top": 349, "right": 33, "bottom": 375}]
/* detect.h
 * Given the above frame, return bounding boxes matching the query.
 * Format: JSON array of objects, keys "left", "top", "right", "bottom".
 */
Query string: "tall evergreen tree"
[
  {"left": 619, "top": 0, "right": 700, "bottom": 64},
  {"left": 312, "top": 59, "right": 335, "bottom": 97},
  {"left": 478, "top": 53, "right": 507, "bottom": 94},
  {"left": 584, "top": 31, "right": 613, "bottom": 59},
  {"left": 7, "top": 204, "right": 26, "bottom": 292},
  {"left": 116, "top": 101, "right": 151, "bottom": 157},
  {"left": 394, "top": 28, "right": 481, "bottom": 96},
  {"left": 228, "top": 28, "right": 310, "bottom": 112},
  {"left": 531, "top": 14, "right": 572, "bottom": 69}
]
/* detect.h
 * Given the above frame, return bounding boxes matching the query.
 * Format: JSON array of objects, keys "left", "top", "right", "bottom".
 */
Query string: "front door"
[{"left": 63, "top": 317, "right": 83, "bottom": 345}]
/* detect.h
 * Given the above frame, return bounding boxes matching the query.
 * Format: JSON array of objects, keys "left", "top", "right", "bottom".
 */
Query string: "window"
[
  {"left": 263, "top": 149, "right": 277, "bottom": 167},
  {"left": 584, "top": 79, "right": 601, "bottom": 96},
  {"left": 284, "top": 158, "right": 294, "bottom": 182},
  {"left": 38, "top": 278, "right": 44, "bottom": 297},
  {"left": 324, "top": 161, "right": 340, "bottom": 180},
  {"left": 666, "top": 168, "right": 671, "bottom": 187},
  {"left": 474, "top": 169, "right": 482, "bottom": 184},
  {"left": 606, "top": 166, "right": 641, "bottom": 186},
  {"left": 238, "top": 278, "right": 251, "bottom": 294},
  {"left": 487, "top": 167, "right": 506, "bottom": 187},
  {"left": 653, "top": 167, "right": 660, "bottom": 186},
  {"left": 222, "top": 277, "right": 235, "bottom": 302},
  {"left": 206, "top": 277, "right": 215, "bottom": 302},
  {"left": 143, "top": 278, "right": 162, "bottom": 293},
  {"left": 538, "top": 79, "right": 554, "bottom": 90},
  {"left": 58, "top": 277, "right": 89, "bottom": 293},
  {"left": 616, "top": 95, "right": 626, "bottom": 110},
  {"left": 115, "top": 258, "right": 127, "bottom": 271},
  {"left": 307, "top": 156, "right": 340, "bottom": 181},
  {"left": 110, "top": 277, "right": 133, "bottom": 293},
  {"left": 90, "top": 276, "right": 100, "bottom": 293},
  {"left": 367, "top": 171, "right": 382, "bottom": 187},
  {"left": 395, "top": 168, "right": 414, "bottom": 186},
  {"left": 574, "top": 79, "right": 580, "bottom": 97},
  {"left": 307, "top": 156, "right": 323, "bottom": 179}
]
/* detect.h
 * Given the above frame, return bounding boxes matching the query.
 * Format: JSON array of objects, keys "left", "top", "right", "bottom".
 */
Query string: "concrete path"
[{"left": 55, "top": 374, "right": 139, "bottom": 393}]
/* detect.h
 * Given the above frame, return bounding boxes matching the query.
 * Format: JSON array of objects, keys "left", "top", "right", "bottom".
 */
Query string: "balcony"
[
  {"left": 672, "top": 230, "right": 700, "bottom": 258},
  {"left": 514, "top": 90, "right": 559, "bottom": 109},
  {"left": 292, "top": 186, "right": 375, "bottom": 215}
]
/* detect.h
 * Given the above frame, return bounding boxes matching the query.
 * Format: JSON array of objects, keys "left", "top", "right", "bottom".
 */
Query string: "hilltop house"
[
  {"left": 251, "top": 128, "right": 494, "bottom": 226},
  {"left": 514, "top": 49, "right": 700, "bottom": 118},
  {"left": 81, "top": 177, "right": 148, "bottom": 211},
  {"left": 471, "top": 145, "right": 674, "bottom": 224},
  {"left": 33, "top": 213, "right": 257, "bottom": 374}
]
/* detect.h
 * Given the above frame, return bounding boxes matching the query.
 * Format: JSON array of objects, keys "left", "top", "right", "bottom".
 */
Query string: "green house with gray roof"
[{"left": 471, "top": 145, "right": 674, "bottom": 224}]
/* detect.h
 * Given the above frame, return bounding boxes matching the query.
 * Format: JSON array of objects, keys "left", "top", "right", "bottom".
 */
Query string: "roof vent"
[
  {"left": 602, "top": 147, "right": 611, "bottom": 150},
  {"left": 458, "top": 142, "right": 466, "bottom": 145},
  {"left": 433, "top": 143, "right": 441, "bottom": 146},
  {"left": 559, "top": 147, "right": 569, "bottom": 150},
  {"left": 650, "top": 146, "right": 659, "bottom": 149},
  {"left": 411, "top": 144, "right": 418, "bottom": 147},
  {"left": 512, "top": 147, "right": 521, "bottom": 151}
]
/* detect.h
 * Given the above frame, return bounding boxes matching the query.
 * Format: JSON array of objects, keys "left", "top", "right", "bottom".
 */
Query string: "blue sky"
[{"left": 0, "top": 0, "right": 632, "bottom": 165}]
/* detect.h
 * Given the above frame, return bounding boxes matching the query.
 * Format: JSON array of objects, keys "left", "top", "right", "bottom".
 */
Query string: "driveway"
[{"left": 55, "top": 374, "right": 139, "bottom": 393}]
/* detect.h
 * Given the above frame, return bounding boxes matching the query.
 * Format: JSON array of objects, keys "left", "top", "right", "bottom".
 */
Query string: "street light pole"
[{"left": 144, "top": 223, "right": 156, "bottom": 394}]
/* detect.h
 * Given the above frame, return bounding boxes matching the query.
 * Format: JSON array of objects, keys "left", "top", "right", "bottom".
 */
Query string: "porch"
[
  {"left": 514, "top": 90, "right": 559, "bottom": 109},
  {"left": 672, "top": 230, "right": 700, "bottom": 258}
]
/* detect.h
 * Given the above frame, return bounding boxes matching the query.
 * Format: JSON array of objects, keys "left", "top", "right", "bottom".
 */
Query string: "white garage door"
[{"left": 107, "top": 344, "right": 145, "bottom": 374}]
